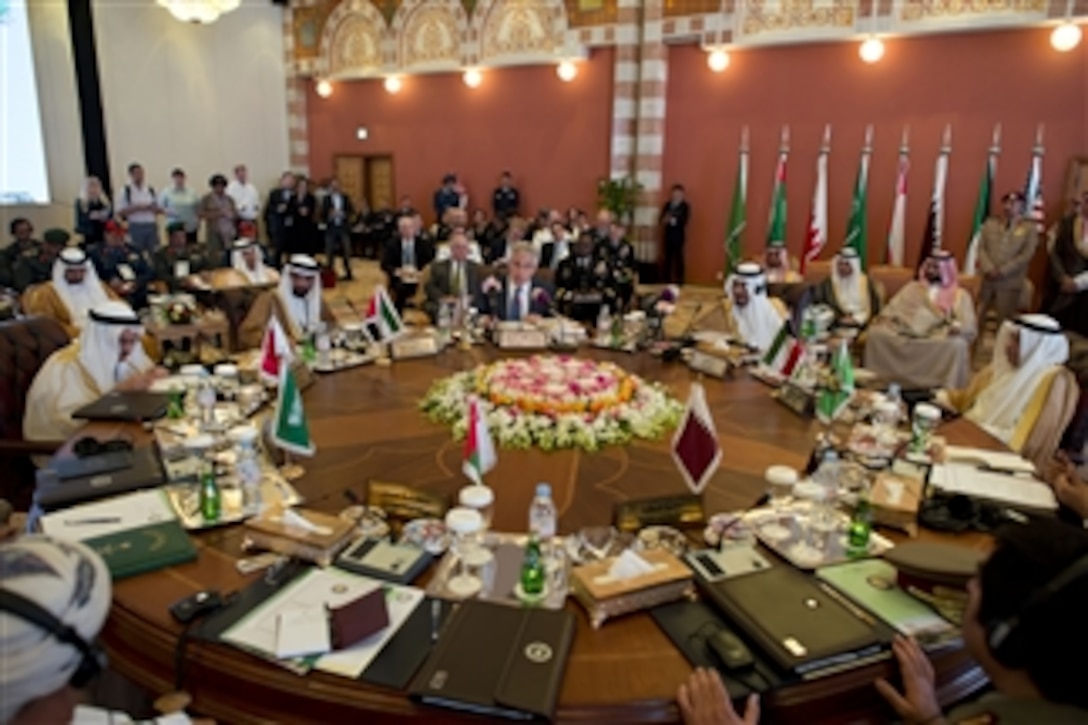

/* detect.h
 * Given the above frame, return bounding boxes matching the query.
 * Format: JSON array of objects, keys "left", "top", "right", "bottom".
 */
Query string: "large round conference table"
[{"left": 100, "top": 346, "right": 994, "bottom": 724}]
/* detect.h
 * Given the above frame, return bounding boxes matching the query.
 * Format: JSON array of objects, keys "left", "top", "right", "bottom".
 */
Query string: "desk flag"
[
  {"left": 816, "top": 340, "right": 855, "bottom": 423},
  {"left": 365, "top": 285, "right": 404, "bottom": 343},
  {"left": 462, "top": 397, "right": 496, "bottom": 485},
  {"left": 259, "top": 315, "right": 293, "bottom": 385},
  {"left": 271, "top": 364, "right": 315, "bottom": 457},
  {"left": 762, "top": 321, "right": 804, "bottom": 377},
  {"left": 672, "top": 382, "right": 722, "bottom": 494}
]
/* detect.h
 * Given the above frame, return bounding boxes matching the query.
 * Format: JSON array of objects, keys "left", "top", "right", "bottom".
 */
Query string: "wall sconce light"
[
  {"left": 384, "top": 76, "right": 403, "bottom": 94},
  {"left": 315, "top": 79, "right": 333, "bottom": 98},
  {"left": 556, "top": 60, "right": 578, "bottom": 82},
  {"left": 859, "top": 35, "right": 885, "bottom": 63},
  {"left": 463, "top": 68, "right": 483, "bottom": 88},
  {"left": 1052, "top": 21, "right": 1083, "bottom": 52},
  {"left": 706, "top": 48, "right": 730, "bottom": 72}
]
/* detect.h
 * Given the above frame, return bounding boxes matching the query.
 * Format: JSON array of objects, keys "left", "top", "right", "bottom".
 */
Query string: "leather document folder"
[
  {"left": 72, "top": 390, "right": 172, "bottom": 422},
  {"left": 699, "top": 563, "right": 893, "bottom": 679},
  {"left": 409, "top": 600, "right": 575, "bottom": 721},
  {"left": 36, "top": 445, "right": 166, "bottom": 511}
]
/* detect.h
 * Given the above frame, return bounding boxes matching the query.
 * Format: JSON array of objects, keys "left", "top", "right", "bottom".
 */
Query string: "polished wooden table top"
[{"left": 99, "top": 348, "right": 996, "bottom": 724}]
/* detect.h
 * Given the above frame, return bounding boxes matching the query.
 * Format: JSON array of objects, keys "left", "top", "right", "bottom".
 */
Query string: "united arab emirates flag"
[
  {"left": 271, "top": 364, "right": 315, "bottom": 456},
  {"left": 671, "top": 382, "right": 722, "bottom": 494},
  {"left": 365, "top": 285, "right": 404, "bottom": 343},
  {"left": 462, "top": 397, "right": 496, "bottom": 486},
  {"left": 816, "top": 341, "right": 855, "bottom": 424}
]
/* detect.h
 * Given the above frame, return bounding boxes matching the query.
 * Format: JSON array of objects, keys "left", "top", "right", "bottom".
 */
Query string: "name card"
[
  {"left": 494, "top": 327, "right": 549, "bottom": 350},
  {"left": 366, "top": 480, "right": 449, "bottom": 522},
  {"left": 687, "top": 349, "right": 731, "bottom": 379},
  {"left": 613, "top": 494, "right": 706, "bottom": 533},
  {"left": 774, "top": 381, "right": 815, "bottom": 418},
  {"left": 391, "top": 334, "right": 440, "bottom": 360}
]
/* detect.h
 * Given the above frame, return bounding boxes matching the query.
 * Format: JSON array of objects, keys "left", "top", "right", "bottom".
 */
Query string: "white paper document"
[
  {"left": 930, "top": 463, "right": 1057, "bottom": 511},
  {"left": 943, "top": 446, "right": 1037, "bottom": 474},
  {"left": 275, "top": 606, "right": 331, "bottom": 659},
  {"left": 221, "top": 567, "right": 423, "bottom": 678},
  {"left": 40, "top": 489, "right": 177, "bottom": 540}
]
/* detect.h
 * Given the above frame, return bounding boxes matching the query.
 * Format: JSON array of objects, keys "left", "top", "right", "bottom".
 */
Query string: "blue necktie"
[{"left": 507, "top": 286, "right": 521, "bottom": 321}]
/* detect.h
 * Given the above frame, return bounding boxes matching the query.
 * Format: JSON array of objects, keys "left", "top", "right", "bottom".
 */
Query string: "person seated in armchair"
[
  {"left": 424, "top": 230, "right": 480, "bottom": 323},
  {"left": 540, "top": 220, "right": 573, "bottom": 270},
  {"left": 381, "top": 215, "right": 435, "bottom": 311},
  {"left": 595, "top": 221, "right": 636, "bottom": 311},
  {"left": 688, "top": 262, "right": 788, "bottom": 354},
  {"left": 21, "top": 246, "right": 115, "bottom": 337},
  {"left": 23, "top": 300, "right": 166, "bottom": 441},
  {"left": 864, "top": 250, "right": 977, "bottom": 390},
  {"left": 476, "top": 242, "right": 554, "bottom": 323},
  {"left": 237, "top": 254, "right": 334, "bottom": 349},
  {"left": 763, "top": 241, "right": 801, "bottom": 284},
  {"left": 88, "top": 220, "right": 153, "bottom": 310},
  {"left": 556, "top": 231, "right": 615, "bottom": 323},
  {"left": 151, "top": 221, "right": 210, "bottom": 294},
  {"left": 809, "top": 247, "right": 881, "bottom": 334}
]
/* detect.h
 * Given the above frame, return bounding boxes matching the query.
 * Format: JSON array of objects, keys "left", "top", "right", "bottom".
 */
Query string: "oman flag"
[
  {"left": 259, "top": 315, "right": 294, "bottom": 385},
  {"left": 671, "top": 382, "right": 722, "bottom": 495},
  {"left": 462, "top": 397, "right": 496, "bottom": 486}
]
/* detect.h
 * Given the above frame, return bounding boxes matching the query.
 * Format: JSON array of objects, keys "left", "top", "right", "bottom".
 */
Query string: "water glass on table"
[{"left": 765, "top": 465, "right": 799, "bottom": 513}]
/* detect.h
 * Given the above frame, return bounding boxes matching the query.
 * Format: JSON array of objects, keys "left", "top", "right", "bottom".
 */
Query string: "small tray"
[
  {"left": 425, "top": 532, "right": 569, "bottom": 610},
  {"left": 165, "top": 469, "right": 302, "bottom": 530},
  {"left": 748, "top": 504, "right": 893, "bottom": 570},
  {"left": 312, "top": 349, "right": 374, "bottom": 373}
]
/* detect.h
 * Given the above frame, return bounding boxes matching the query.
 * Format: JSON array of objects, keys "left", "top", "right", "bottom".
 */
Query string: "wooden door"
[
  {"left": 365, "top": 155, "right": 394, "bottom": 211},
  {"left": 333, "top": 155, "right": 366, "bottom": 212}
]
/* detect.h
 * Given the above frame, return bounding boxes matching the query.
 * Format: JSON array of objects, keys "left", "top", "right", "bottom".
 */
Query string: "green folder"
[
  {"left": 817, "top": 559, "right": 959, "bottom": 647},
  {"left": 84, "top": 519, "right": 198, "bottom": 579}
]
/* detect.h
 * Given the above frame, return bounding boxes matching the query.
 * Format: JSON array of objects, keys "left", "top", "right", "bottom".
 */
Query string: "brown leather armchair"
[{"left": 0, "top": 316, "right": 70, "bottom": 508}]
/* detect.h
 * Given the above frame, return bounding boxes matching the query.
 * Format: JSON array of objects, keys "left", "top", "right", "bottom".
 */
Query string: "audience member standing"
[
  {"left": 433, "top": 174, "right": 461, "bottom": 222},
  {"left": 265, "top": 171, "right": 296, "bottom": 268},
  {"left": 74, "top": 176, "right": 112, "bottom": 247},
  {"left": 199, "top": 174, "right": 237, "bottom": 266},
  {"left": 1046, "top": 189, "right": 1088, "bottom": 337},
  {"left": 159, "top": 168, "right": 200, "bottom": 244},
  {"left": 227, "top": 163, "right": 261, "bottom": 234},
  {"left": 660, "top": 183, "right": 691, "bottom": 284},
  {"left": 292, "top": 177, "right": 318, "bottom": 255},
  {"left": 977, "top": 191, "right": 1038, "bottom": 327},
  {"left": 492, "top": 171, "right": 520, "bottom": 220},
  {"left": 322, "top": 177, "right": 355, "bottom": 281},
  {"left": 1, "top": 219, "right": 40, "bottom": 289},
  {"left": 116, "top": 163, "right": 160, "bottom": 254}
]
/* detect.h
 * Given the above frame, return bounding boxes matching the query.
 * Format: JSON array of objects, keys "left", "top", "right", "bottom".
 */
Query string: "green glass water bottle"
[
  {"left": 846, "top": 491, "right": 872, "bottom": 558},
  {"left": 301, "top": 334, "right": 316, "bottom": 364},
  {"left": 520, "top": 534, "right": 546, "bottom": 596},
  {"left": 200, "top": 463, "right": 221, "bottom": 523}
]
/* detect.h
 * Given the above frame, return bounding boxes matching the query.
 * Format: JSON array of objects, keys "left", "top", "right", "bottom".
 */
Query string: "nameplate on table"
[
  {"left": 493, "top": 325, "right": 548, "bottom": 350},
  {"left": 613, "top": 494, "right": 706, "bottom": 533},
  {"left": 391, "top": 334, "right": 440, "bottom": 360},
  {"left": 367, "top": 481, "right": 449, "bottom": 523},
  {"left": 687, "top": 349, "right": 731, "bottom": 379},
  {"left": 774, "top": 381, "right": 815, "bottom": 418}
]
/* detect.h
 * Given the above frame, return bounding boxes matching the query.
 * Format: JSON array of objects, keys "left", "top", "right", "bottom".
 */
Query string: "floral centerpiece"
[
  {"left": 165, "top": 296, "right": 197, "bottom": 325},
  {"left": 421, "top": 355, "right": 683, "bottom": 451}
]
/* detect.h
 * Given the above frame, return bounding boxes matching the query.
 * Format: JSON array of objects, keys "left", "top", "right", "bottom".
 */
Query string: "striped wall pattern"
[
  {"left": 284, "top": 4, "right": 312, "bottom": 175},
  {"left": 631, "top": 0, "right": 666, "bottom": 262}
]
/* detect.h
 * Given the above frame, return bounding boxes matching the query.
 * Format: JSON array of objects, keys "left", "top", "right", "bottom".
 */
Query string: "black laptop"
[
  {"left": 698, "top": 564, "right": 894, "bottom": 679},
  {"left": 409, "top": 600, "right": 575, "bottom": 721},
  {"left": 35, "top": 444, "right": 166, "bottom": 511},
  {"left": 72, "top": 391, "right": 172, "bottom": 422}
]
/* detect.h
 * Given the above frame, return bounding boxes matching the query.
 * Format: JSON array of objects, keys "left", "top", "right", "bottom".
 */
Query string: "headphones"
[
  {"left": 0, "top": 589, "right": 107, "bottom": 687},
  {"left": 986, "top": 551, "right": 1088, "bottom": 667}
]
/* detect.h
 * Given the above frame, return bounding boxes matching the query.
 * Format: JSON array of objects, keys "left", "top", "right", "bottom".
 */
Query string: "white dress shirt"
[{"left": 227, "top": 180, "right": 261, "bottom": 221}]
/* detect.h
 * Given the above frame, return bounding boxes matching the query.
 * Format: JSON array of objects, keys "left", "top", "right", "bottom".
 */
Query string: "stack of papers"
[
  {"left": 40, "top": 489, "right": 177, "bottom": 540},
  {"left": 943, "top": 446, "right": 1037, "bottom": 473},
  {"left": 930, "top": 463, "right": 1057, "bottom": 512}
]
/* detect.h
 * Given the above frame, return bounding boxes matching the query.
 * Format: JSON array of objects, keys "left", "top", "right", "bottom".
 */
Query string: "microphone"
[{"left": 661, "top": 301, "right": 705, "bottom": 362}]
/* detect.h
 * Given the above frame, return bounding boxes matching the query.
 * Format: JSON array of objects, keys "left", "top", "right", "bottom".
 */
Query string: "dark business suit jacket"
[
  {"left": 423, "top": 258, "right": 481, "bottom": 321},
  {"left": 476, "top": 277, "right": 555, "bottom": 321}
]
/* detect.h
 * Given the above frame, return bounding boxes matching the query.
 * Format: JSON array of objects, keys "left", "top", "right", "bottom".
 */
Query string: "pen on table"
[
  {"left": 64, "top": 517, "right": 122, "bottom": 526},
  {"left": 431, "top": 599, "right": 442, "bottom": 642},
  {"left": 717, "top": 493, "right": 771, "bottom": 551}
]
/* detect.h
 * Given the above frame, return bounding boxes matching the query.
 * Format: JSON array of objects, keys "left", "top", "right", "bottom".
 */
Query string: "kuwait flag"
[
  {"left": 271, "top": 363, "right": 315, "bottom": 456},
  {"left": 259, "top": 315, "right": 293, "bottom": 385},
  {"left": 801, "top": 126, "right": 830, "bottom": 274},
  {"left": 671, "top": 382, "right": 722, "bottom": 495},
  {"left": 724, "top": 137, "right": 748, "bottom": 275},
  {"left": 816, "top": 341, "right": 855, "bottom": 424},
  {"left": 761, "top": 321, "right": 804, "bottom": 377},
  {"left": 843, "top": 127, "right": 872, "bottom": 270},
  {"left": 963, "top": 151, "right": 995, "bottom": 276},
  {"left": 365, "top": 285, "right": 404, "bottom": 343},
  {"left": 462, "top": 397, "right": 496, "bottom": 485}
]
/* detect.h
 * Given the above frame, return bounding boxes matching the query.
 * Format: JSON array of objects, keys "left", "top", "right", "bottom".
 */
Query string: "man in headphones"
[
  {"left": 678, "top": 519, "right": 1088, "bottom": 724},
  {"left": 0, "top": 535, "right": 192, "bottom": 724}
]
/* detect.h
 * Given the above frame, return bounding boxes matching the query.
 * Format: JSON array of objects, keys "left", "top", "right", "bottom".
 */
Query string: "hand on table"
[
  {"left": 116, "top": 366, "right": 168, "bottom": 392},
  {"left": 1061, "top": 276, "right": 1079, "bottom": 294},
  {"left": 1050, "top": 456, "right": 1088, "bottom": 520},
  {"left": 874, "top": 636, "right": 944, "bottom": 725},
  {"left": 677, "top": 667, "right": 759, "bottom": 725}
]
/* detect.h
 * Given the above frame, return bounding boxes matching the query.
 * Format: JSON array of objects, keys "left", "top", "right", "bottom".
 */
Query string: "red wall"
[
  {"left": 307, "top": 48, "right": 614, "bottom": 222},
  {"left": 664, "top": 27, "right": 1088, "bottom": 284}
]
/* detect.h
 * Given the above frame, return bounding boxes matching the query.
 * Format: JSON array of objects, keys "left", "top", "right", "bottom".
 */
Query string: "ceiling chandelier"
[{"left": 156, "top": 0, "right": 242, "bottom": 24}]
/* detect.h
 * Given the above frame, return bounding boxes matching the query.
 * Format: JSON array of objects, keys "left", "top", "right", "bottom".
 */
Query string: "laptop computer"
[
  {"left": 36, "top": 444, "right": 166, "bottom": 511},
  {"left": 72, "top": 391, "right": 172, "bottom": 422},
  {"left": 409, "top": 599, "right": 575, "bottom": 721},
  {"left": 698, "top": 563, "right": 893, "bottom": 679}
]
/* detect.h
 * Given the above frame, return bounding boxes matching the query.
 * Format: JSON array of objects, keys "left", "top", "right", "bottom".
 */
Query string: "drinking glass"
[
  {"left": 445, "top": 508, "right": 484, "bottom": 598},
  {"left": 765, "top": 465, "right": 799, "bottom": 513},
  {"left": 910, "top": 403, "right": 942, "bottom": 454}
]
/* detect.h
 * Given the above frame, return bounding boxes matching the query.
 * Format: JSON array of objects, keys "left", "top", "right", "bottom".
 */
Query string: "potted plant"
[{"left": 596, "top": 176, "right": 643, "bottom": 225}]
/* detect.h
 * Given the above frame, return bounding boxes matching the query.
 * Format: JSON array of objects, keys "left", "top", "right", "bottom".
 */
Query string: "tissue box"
[
  {"left": 570, "top": 549, "right": 694, "bottom": 629},
  {"left": 242, "top": 507, "right": 355, "bottom": 567},
  {"left": 871, "top": 472, "right": 923, "bottom": 535}
]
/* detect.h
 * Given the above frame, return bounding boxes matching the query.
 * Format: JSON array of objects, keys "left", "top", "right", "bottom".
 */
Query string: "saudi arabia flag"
[
  {"left": 844, "top": 144, "right": 871, "bottom": 270},
  {"left": 963, "top": 155, "right": 994, "bottom": 276},
  {"left": 271, "top": 364, "right": 315, "bottom": 456},
  {"left": 462, "top": 397, "right": 496, "bottom": 485},
  {"left": 725, "top": 147, "right": 748, "bottom": 274},
  {"left": 816, "top": 341, "right": 855, "bottom": 423}
]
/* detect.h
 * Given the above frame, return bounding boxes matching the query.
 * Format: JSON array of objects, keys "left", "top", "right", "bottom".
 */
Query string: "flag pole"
[{"left": 280, "top": 450, "right": 305, "bottom": 481}]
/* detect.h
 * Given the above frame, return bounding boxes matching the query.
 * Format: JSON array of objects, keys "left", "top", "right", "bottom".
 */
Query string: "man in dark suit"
[
  {"left": 424, "top": 229, "right": 479, "bottom": 322},
  {"left": 264, "top": 171, "right": 296, "bottom": 268},
  {"left": 382, "top": 215, "right": 434, "bottom": 311},
  {"left": 492, "top": 171, "right": 520, "bottom": 220},
  {"left": 321, "top": 177, "right": 356, "bottom": 280},
  {"left": 660, "top": 183, "right": 691, "bottom": 284},
  {"left": 556, "top": 230, "right": 615, "bottom": 322},
  {"left": 476, "top": 241, "right": 554, "bottom": 322}
]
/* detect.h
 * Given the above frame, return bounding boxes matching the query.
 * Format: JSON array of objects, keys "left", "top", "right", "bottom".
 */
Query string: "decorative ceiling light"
[
  {"left": 859, "top": 35, "right": 885, "bottom": 63},
  {"left": 384, "top": 76, "right": 403, "bottom": 94},
  {"left": 315, "top": 79, "right": 333, "bottom": 98},
  {"left": 1051, "top": 21, "right": 1083, "bottom": 52},
  {"left": 463, "top": 68, "right": 483, "bottom": 88},
  {"left": 556, "top": 60, "right": 578, "bottom": 82},
  {"left": 707, "top": 48, "right": 730, "bottom": 72},
  {"left": 156, "top": 0, "right": 241, "bottom": 24}
]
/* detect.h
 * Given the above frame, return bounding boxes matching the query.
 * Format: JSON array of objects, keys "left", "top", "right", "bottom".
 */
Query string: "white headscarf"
[
  {"left": 278, "top": 254, "right": 322, "bottom": 336},
  {"left": 231, "top": 238, "right": 270, "bottom": 284},
  {"left": 966, "top": 314, "right": 1070, "bottom": 443},
  {"left": 831, "top": 248, "right": 870, "bottom": 323},
  {"left": 726, "top": 262, "right": 785, "bottom": 353},
  {"left": 0, "top": 535, "right": 112, "bottom": 723},
  {"left": 78, "top": 301, "right": 152, "bottom": 394},
  {"left": 52, "top": 248, "right": 110, "bottom": 330}
]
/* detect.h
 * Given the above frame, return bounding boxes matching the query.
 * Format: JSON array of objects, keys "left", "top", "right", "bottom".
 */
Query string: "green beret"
[
  {"left": 166, "top": 221, "right": 186, "bottom": 234},
  {"left": 42, "top": 229, "right": 70, "bottom": 246}
]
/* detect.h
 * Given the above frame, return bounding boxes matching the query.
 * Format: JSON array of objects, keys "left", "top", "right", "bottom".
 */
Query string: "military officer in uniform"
[
  {"left": 13, "top": 229, "right": 67, "bottom": 293},
  {"left": 2, "top": 219, "right": 41, "bottom": 289},
  {"left": 978, "top": 191, "right": 1038, "bottom": 327},
  {"left": 89, "top": 220, "right": 153, "bottom": 309},
  {"left": 556, "top": 231, "right": 616, "bottom": 322},
  {"left": 595, "top": 221, "right": 637, "bottom": 311},
  {"left": 151, "top": 221, "right": 208, "bottom": 293}
]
